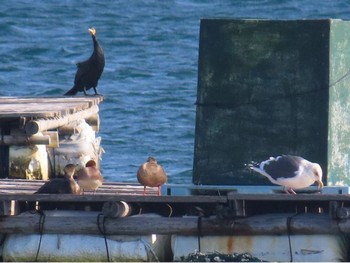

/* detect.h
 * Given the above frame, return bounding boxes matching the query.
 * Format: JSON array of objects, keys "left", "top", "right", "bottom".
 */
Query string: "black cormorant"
[{"left": 64, "top": 28, "right": 105, "bottom": 96}]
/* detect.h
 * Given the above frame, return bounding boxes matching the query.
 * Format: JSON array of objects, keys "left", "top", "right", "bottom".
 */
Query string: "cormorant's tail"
[{"left": 64, "top": 86, "right": 78, "bottom": 96}]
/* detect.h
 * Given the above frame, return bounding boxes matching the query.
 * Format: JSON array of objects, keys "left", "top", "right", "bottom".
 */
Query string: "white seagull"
[{"left": 249, "top": 155, "right": 324, "bottom": 194}]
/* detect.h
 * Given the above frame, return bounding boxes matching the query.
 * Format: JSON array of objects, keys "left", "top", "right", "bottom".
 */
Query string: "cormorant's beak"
[
  {"left": 88, "top": 28, "right": 96, "bottom": 36},
  {"left": 317, "top": 180, "right": 324, "bottom": 189}
]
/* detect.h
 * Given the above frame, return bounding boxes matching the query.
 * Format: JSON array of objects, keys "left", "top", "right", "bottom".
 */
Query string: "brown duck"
[
  {"left": 35, "top": 164, "right": 81, "bottom": 195},
  {"left": 137, "top": 157, "right": 167, "bottom": 196},
  {"left": 76, "top": 160, "right": 103, "bottom": 193}
]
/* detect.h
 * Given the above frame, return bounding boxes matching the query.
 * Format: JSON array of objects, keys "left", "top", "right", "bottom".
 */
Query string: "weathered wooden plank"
[
  {"left": 0, "top": 134, "right": 51, "bottom": 145},
  {"left": 0, "top": 103, "right": 89, "bottom": 118},
  {"left": 0, "top": 212, "right": 342, "bottom": 235},
  {"left": 0, "top": 193, "right": 227, "bottom": 203},
  {"left": 0, "top": 96, "right": 103, "bottom": 105},
  {"left": 0, "top": 96, "right": 103, "bottom": 118},
  {"left": 227, "top": 192, "right": 350, "bottom": 202},
  {"left": 0, "top": 180, "right": 156, "bottom": 196}
]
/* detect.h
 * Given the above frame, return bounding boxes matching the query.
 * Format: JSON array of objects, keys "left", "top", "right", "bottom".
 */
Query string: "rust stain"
[{"left": 227, "top": 236, "right": 234, "bottom": 254}]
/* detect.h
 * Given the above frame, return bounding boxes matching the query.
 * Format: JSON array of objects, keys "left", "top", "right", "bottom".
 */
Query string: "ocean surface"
[{"left": 0, "top": 1, "right": 349, "bottom": 183}]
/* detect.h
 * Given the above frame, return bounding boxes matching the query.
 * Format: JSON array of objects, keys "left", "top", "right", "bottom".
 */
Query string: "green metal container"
[{"left": 193, "top": 19, "right": 350, "bottom": 186}]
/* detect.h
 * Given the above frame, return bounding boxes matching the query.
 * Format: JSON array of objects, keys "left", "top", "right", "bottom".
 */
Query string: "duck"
[
  {"left": 34, "top": 164, "right": 82, "bottom": 210},
  {"left": 35, "top": 164, "right": 81, "bottom": 195},
  {"left": 137, "top": 157, "right": 167, "bottom": 196},
  {"left": 76, "top": 160, "right": 103, "bottom": 194}
]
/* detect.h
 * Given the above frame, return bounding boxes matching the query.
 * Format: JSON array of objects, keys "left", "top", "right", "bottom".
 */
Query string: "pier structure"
[
  {"left": 1, "top": 18, "right": 350, "bottom": 261},
  {"left": 0, "top": 96, "right": 103, "bottom": 179}
]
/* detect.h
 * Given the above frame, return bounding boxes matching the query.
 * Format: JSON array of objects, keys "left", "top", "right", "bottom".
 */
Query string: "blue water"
[{"left": 0, "top": 1, "right": 349, "bottom": 183}]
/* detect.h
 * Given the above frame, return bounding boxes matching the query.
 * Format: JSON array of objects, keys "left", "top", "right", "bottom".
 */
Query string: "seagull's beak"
[{"left": 317, "top": 180, "right": 324, "bottom": 189}]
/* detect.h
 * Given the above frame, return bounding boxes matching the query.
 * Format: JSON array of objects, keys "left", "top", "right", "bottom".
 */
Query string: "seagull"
[
  {"left": 249, "top": 155, "right": 323, "bottom": 194},
  {"left": 137, "top": 157, "right": 167, "bottom": 196}
]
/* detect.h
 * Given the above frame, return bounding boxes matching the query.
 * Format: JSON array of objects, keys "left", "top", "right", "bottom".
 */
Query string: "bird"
[
  {"left": 137, "top": 157, "right": 167, "bottom": 196},
  {"left": 76, "top": 159, "right": 103, "bottom": 194},
  {"left": 33, "top": 164, "right": 82, "bottom": 210},
  {"left": 35, "top": 164, "right": 82, "bottom": 195},
  {"left": 64, "top": 27, "right": 105, "bottom": 96},
  {"left": 248, "top": 155, "right": 323, "bottom": 194}
]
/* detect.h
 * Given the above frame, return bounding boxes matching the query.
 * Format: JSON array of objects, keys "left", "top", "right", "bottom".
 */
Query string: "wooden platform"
[
  {"left": 0, "top": 96, "right": 104, "bottom": 179},
  {"left": 0, "top": 179, "right": 350, "bottom": 238},
  {"left": 0, "top": 96, "right": 103, "bottom": 119},
  {"left": 0, "top": 179, "right": 157, "bottom": 196},
  {"left": 0, "top": 95, "right": 103, "bottom": 135}
]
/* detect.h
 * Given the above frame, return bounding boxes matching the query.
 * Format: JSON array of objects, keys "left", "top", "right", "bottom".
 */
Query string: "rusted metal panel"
[{"left": 172, "top": 234, "right": 347, "bottom": 262}]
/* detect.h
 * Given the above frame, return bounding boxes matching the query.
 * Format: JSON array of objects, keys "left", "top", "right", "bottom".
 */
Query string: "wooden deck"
[
  {"left": 0, "top": 178, "right": 155, "bottom": 195},
  {"left": 0, "top": 96, "right": 103, "bottom": 119},
  {"left": 0, "top": 96, "right": 104, "bottom": 179},
  {"left": 0, "top": 179, "right": 349, "bottom": 238}
]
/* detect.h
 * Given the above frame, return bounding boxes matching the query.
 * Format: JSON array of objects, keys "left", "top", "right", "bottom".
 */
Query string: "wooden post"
[{"left": 0, "top": 135, "right": 50, "bottom": 145}]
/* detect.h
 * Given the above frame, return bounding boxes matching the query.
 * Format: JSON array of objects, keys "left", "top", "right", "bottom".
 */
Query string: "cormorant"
[
  {"left": 64, "top": 27, "right": 105, "bottom": 96},
  {"left": 137, "top": 157, "right": 167, "bottom": 196}
]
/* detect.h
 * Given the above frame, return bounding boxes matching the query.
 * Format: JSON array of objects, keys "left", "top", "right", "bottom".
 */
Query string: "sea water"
[{"left": 0, "top": 0, "right": 349, "bottom": 183}]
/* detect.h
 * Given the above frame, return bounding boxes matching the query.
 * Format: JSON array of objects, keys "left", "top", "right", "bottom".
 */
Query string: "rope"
[
  {"left": 197, "top": 216, "right": 202, "bottom": 252},
  {"left": 35, "top": 210, "right": 46, "bottom": 262},
  {"left": 140, "top": 238, "right": 160, "bottom": 262},
  {"left": 286, "top": 213, "right": 300, "bottom": 262},
  {"left": 97, "top": 213, "right": 110, "bottom": 262},
  {"left": 166, "top": 204, "right": 173, "bottom": 217}
]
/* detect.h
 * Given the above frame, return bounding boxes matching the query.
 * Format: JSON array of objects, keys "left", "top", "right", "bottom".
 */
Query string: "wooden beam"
[
  {"left": 0, "top": 194, "right": 228, "bottom": 203},
  {"left": 227, "top": 192, "right": 350, "bottom": 202},
  {"left": 0, "top": 135, "right": 50, "bottom": 145},
  {"left": 25, "top": 105, "right": 99, "bottom": 135},
  {"left": 0, "top": 212, "right": 343, "bottom": 235},
  {"left": 58, "top": 113, "right": 99, "bottom": 134}
]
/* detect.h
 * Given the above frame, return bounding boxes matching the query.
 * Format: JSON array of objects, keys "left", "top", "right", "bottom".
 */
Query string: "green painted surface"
[
  {"left": 328, "top": 20, "right": 350, "bottom": 186},
  {"left": 193, "top": 19, "right": 350, "bottom": 185}
]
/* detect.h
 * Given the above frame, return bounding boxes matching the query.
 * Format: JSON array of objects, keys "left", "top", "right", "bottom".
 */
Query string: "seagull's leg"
[
  {"left": 283, "top": 187, "right": 296, "bottom": 194},
  {"left": 158, "top": 185, "right": 162, "bottom": 196},
  {"left": 83, "top": 87, "right": 87, "bottom": 96},
  {"left": 283, "top": 187, "right": 289, "bottom": 194},
  {"left": 289, "top": 188, "right": 297, "bottom": 194},
  {"left": 143, "top": 186, "right": 147, "bottom": 196}
]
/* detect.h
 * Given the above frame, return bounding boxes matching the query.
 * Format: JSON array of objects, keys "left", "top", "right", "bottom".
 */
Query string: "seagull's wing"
[{"left": 262, "top": 155, "right": 305, "bottom": 180}]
